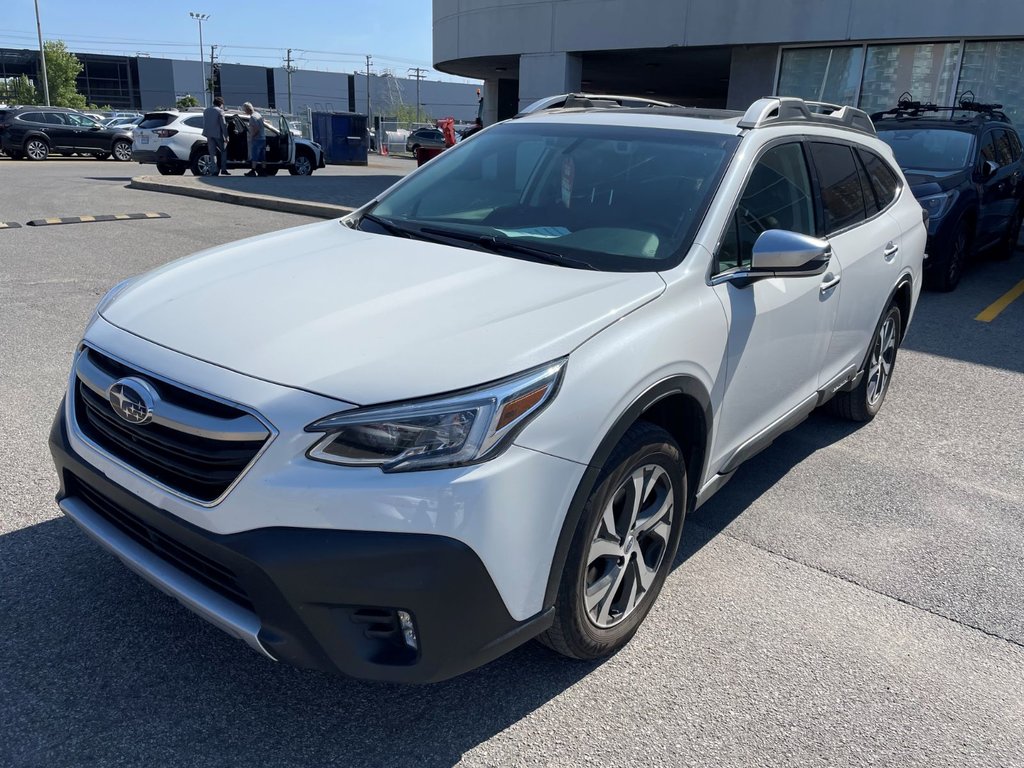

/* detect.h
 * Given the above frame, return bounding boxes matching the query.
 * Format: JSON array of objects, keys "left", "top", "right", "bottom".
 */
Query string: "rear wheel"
[
  {"left": 112, "top": 140, "right": 133, "bottom": 162},
  {"left": 24, "top": 138, "right": 49, "bottom": 161},
  {"left": 829, "top": 304, "right": 901, "bottom": 423},
  {"left": 288, "top": 152, "right": 315, "bottom": 175},
  {"left": 190, "top": 151, "right": 216, "bottom": 176},
  {"left": 540, "top": 422, "right": 685, "bottom": 660}
]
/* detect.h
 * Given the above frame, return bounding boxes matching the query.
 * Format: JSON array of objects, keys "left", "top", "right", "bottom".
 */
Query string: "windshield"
[
  {"left": 366, "top": 121, "right": 739, "bottom": 271},
  {"left": 876, "top": 128, "right": 975, "bottom": 172}
]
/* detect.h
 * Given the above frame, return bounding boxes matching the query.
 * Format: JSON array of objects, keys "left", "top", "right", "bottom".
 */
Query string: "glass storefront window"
[
  {"left": 859, "top": 42, "right": 961, "bottom": 115},
  {"left": 956, "top": 40, "right": 1024, "bottom": 126},
  {"left": 778, "top": 47, "right": 864, "bottom": 107}
]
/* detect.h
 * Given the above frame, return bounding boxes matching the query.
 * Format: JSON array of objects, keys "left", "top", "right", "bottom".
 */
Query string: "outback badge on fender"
[{"left": 107, "top": 377, "right": 156, "bottom": 425}]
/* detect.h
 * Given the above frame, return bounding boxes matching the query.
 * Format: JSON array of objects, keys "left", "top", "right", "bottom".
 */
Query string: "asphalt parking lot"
[{"left": 2, "top": 157, "right": 1023, "bottom": 768}]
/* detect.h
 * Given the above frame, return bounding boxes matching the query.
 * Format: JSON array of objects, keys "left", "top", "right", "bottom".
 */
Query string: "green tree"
[
  {"left": 394, "top": 103, "right": 432, "bottom": 127},
  {"left": 0, "top": 74, "right": 38, "bottom": 105},
  {"left": 176, "top": 94, "right": 200, "bottom": 109},
  {"left": 43, "top": 40, "right": 87, "bottom": 109}
]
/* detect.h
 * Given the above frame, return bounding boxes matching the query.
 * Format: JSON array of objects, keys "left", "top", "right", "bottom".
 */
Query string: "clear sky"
[{"left": 2, "top": 1, "right": 475, "bottom": 82}]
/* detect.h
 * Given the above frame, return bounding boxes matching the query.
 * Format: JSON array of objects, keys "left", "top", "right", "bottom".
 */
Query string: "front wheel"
[
  {"left": 829, "top": 304, "right": 901, "bottom": 423},
  {"left": 112, "top": 140, "right": 133, "bottom": 162},
  {"left": 927, "top": 218, "right": 970, "bottom": 292},
  {"left": 288, "top": 153, "right": 314, "bottom": 175},
  {"left": 540, "top": 422, "right": 685, "bottom": 660}
]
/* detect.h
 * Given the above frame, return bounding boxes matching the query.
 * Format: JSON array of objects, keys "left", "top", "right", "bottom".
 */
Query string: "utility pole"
[
  {"left": 407, "top": 67, "right": 427, "bottom": 124},
  {"left": 285, "top": 49, "right": 296, "bottom": 114},
  {"left": 189, "top": 12, "right": 210, "bottom": 107},
  {"left": 209, "top": 44, "right": 218, "bottom": 101},
  {"left": 33, "top": 0, "right": 50, "bottom": 106},
  {"left": 364, "top": 53, "right": 372, "bottom": 150}
]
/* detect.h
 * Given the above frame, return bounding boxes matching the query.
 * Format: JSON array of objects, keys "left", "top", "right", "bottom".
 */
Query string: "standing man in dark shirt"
[{"left": 202, "top": 96, "right": 229, "bottom": 175}]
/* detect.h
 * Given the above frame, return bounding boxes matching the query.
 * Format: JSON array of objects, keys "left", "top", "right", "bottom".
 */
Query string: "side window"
[
  {"left": 19, "top": 112, "right": 44, "bottom": 123},
  {"left": 810, "top": 142, "right": 867, "bottom": 233},
  {"left": 183, "top": 116, "right": 205, "bottom": 129},
  {"left": 718, "top": 142, "right": 815, "bottom": 271},
  {"left": 993, "top": 130, "right": 1014, "bottom": 166},
  {"left": 43, "top": 113, "right": 67, "bottom": 125},
  {"left": 980, "top": 133, "right": 998, "bottom": 165},
  {"left": 855, "top": 156, "right": 879, "bottom": 218},
  {"left": 857, "top": 148, "right": 900, "bottom": 210},
  {"left": 1007, "top": 131, "right": 1023, "bottom": 162}
]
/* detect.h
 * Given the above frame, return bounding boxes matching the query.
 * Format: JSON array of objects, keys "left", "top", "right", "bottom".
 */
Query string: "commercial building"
[
  {"left": 433, "top": 0, "right": 1024, "bottom": 124},
  {"left": 0, "top": 46, "right": 480, "bottom": 121}
]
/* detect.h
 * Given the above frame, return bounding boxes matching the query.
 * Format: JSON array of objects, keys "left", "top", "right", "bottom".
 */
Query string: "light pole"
[
  {"left": 189, "top": 12, "right": 210, "bottom": 107},
  {"left": 34, "top": 0, "right": 50, "bottom": 106}
]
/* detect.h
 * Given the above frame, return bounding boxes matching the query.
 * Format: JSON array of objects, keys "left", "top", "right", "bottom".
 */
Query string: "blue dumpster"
[{"left": 311, "top": 112, "right": 369, "bottom": 166}]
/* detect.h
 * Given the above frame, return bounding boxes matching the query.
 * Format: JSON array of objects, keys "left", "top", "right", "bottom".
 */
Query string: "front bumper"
[{"left": 50, "top": 404, "right": 552, "bottom": 683}]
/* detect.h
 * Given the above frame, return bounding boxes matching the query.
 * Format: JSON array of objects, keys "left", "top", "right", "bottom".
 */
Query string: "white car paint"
[{"left": 62, "top": 99, "right": 926, "bottom": 656}]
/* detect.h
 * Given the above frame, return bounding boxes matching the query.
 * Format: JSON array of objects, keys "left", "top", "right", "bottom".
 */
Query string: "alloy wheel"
[
  {"left": 113, "top": 141, "right": 132, "bottom": 161},
  {"left": 583, "top": 464, "right": 674, "bottom": 628},
  {"left": 866, "top": 314, "right": 897, "bottom": 406},
  {"left": 196, "top": 153, "right": 216, "bottom": 176},
  {"left": 26, "top": 140, "right": 48, "bottom": 160},
  {"left": 947, "top": 226, "right": 967, "bottom": 286},
  {"left": 294, "top": 155, "right": 312, "bottom": 175}
]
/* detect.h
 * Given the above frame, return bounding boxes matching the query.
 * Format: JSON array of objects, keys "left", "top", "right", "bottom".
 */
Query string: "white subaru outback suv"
[{"left": 51, "top": 97, "right": 925, "bottom": 683}]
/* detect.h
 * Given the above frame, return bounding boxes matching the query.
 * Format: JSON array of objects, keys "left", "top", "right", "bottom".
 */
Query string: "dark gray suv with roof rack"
[
  {"left": 873, "top": 95, "right": 1023, "bottom": 291},
  {"left": 0, "top": 106, "right": 134, "bottom": 162}
]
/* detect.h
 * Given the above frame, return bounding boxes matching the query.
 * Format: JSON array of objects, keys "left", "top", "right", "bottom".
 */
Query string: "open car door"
[{"left": 278, "top": 114, "right": 295, "bottom": 166}]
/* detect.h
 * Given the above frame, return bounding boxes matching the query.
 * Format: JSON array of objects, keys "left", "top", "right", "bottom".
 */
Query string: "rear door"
[{"left": 810, "top": 141, "right": 902, "bottom": 378}]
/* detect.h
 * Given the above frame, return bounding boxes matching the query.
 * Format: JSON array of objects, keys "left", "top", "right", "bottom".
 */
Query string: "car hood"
[
  {"left": 904, "top": 168, "right": 970, "bottom": 198},
  {"left": 101, "top": 220, "right": 666, "bottom": 405}
]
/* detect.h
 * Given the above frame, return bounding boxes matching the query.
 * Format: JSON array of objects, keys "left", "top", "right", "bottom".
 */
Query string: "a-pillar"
[{"left": 518, "top": 52, "right": 582, "bottom": 111}]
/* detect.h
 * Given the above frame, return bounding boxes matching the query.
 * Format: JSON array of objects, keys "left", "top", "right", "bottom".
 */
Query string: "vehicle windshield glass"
[
  {"left": 876, "top": 128, "right": 975, "bottom": 172},
  {"left": 367, "top": 121, "right": 739, "bottom": 271}
]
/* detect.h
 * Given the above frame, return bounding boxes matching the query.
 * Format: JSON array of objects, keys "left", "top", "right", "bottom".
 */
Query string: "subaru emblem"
[{"left": 107, "top": 377, "right": 156, "bottom": 425}]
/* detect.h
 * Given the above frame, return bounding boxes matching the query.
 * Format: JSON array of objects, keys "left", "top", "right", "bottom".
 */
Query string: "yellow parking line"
[{"left": 976, "top": 279, "right": 1024, "bottom": 322}]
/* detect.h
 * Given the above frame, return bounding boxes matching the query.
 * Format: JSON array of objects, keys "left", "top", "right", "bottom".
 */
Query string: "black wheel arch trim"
[{"left": 541, "top": 375, "right": 713, "bottom": 608}]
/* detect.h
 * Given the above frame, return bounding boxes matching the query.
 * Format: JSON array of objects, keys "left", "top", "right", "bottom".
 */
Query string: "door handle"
[
  {"left": 883, "top": 242, "right": 899, "bottom": 261},
  {"left": 820, "top": 273, "right": 841, "bottom": 293}
]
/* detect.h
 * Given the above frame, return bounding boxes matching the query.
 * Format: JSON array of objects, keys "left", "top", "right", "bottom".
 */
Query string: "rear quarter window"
[
  {"left": 183, "top": 116, "right": 204, "bottom": 129},
  {"left": 857, "top": 148, "right": 900, "bottom": 210}
]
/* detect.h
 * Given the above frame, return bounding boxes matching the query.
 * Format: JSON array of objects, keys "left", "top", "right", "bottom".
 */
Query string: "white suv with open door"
[
  {"left": 132, "top": 109, "right": 325, "bottom": 176},
  {"left": 52, "top": 98, "right": 925, "bottom": 683}
]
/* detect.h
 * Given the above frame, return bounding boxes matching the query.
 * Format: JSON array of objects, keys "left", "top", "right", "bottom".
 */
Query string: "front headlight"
[
  {"left": 918, "top": 191, "right": 958, "bottom": 221},
  {"left": 306, "top": 359, "right": 566, "bottom": 472}
]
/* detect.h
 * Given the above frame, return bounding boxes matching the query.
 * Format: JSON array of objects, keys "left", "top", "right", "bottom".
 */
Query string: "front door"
[
  {"left": 710, "top": 141, "right": 840, "bottom": 472},
  {"left": 64, "top": 112, "right": 106, "bottom": 151},
  {"left": 977, "top": 129, "right": 1020, "bottom": 249}
]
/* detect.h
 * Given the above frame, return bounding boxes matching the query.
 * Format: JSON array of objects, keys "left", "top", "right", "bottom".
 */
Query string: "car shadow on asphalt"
[
  {"left": 194, "top": 174, "right": 407, "bottom": 210},
  {"left": 678, "top": 411, "right": 862, "bottom": 565}
]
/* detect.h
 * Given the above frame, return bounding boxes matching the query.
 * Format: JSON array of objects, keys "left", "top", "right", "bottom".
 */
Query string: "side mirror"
[
  {"left": 749, "top": 230, "right": 831, "bottom": 277},
  {"left": 981, "top": 159, "right": 1000, "bottom": 181}
]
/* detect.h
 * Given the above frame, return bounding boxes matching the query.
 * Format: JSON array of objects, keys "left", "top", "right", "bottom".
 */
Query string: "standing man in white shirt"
[
  {"left": 202, "top": 96, "right": 229, "bottom": 175},
  {"left": 242, "top": 102, "right": 266, "bottom": 177}
]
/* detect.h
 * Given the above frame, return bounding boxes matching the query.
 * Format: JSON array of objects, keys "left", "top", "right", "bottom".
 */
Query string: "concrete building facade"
[{"left": 432, "top": 0, "right": 1024, "bottom": 124}]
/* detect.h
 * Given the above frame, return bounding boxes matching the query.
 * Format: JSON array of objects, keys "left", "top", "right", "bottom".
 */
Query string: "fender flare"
[{"left": 541, "top": 375, "right": 713, "bottom": 608}]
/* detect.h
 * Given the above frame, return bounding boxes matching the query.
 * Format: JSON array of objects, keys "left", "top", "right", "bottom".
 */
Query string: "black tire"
[
  {"left": 288, "top": 151, "right": 315, "bottom": 176},
  {"left": 539, "top": 421, "right": 686, "bottom": 660},
  {"left": 256, "top": 166, "right": 279, "bottom": 176},
  {"left": 23, "top": 138, "right": 49, "bottom": 161},
  {"left": 190, "top": 150, "right": 216, "bottom": 176},
  {"left": 410, "top": 143, "right": 420, "bottom": 155},
  {"left": 157, "top": 162, "right": 186, "bottom": 176},
  {"left": 926, "top": 217, "right": 971, "bottom": 292},
  {"left": 993, "top": 204, "right": 1023, "bottom": 261},
  {"left": 111, "top": 140, "right": 133, "bottom": 162},
  {"left": 829, "top": 304, "right": 902, "bottom": 423},
  {"left": 10, "top": 150, "right": 24, "bottom": 160}
]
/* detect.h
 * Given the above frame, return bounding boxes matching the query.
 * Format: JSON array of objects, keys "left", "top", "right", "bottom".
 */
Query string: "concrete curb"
[{"left": 128, "top": 176, "right": 354, "bottom": 219}]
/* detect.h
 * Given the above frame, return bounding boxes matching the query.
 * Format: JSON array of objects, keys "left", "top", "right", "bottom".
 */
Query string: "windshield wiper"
[{"left": 419, "top": 226, "right": 597, "bottom": 270}]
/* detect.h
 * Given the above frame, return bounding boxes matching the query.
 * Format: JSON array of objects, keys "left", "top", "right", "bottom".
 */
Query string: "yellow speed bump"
[
  {"left": 26, "top": 212, "right": 170, "bottom": 227},
  {"left": 976, "top": 279, "right": 1024, "bottom": 323},
  {"left": 0, "top": 221, "right": 22, "bottom": 229}
]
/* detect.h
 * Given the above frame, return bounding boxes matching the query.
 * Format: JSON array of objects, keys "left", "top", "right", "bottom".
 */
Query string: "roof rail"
[{"left": 739, "top": 96, "right": 876, "bottom": 136}]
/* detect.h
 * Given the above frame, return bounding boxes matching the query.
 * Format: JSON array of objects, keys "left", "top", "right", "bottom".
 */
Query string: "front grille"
[
  {"left": 73, "top": 346, "right": 270, "bottom": 503},
  {"left": 69, "top": 475, "right": 254, "bottom": 612}
]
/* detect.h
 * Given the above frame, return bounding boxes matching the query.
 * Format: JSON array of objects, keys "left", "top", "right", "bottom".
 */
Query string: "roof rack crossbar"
[{"left": 738, "top": 97, "right": 876, "bottom": 136}]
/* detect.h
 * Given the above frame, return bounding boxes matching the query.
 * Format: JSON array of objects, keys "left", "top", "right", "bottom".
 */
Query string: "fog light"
[{"left": 397, "top": 610, "right": 418, "bottom": 650}]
